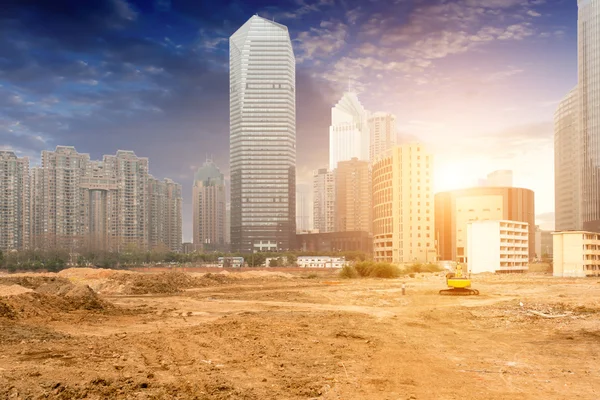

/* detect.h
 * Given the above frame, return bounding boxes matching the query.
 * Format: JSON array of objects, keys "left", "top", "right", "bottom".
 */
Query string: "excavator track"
[{"left": 439, "top": 288, "right": 479, "bottom": 296}]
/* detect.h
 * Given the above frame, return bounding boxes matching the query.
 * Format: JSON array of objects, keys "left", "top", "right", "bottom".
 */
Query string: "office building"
[
  {"left": 552, "top": 231, "right": 600, "bottom": 277},
  {"left": 193, "top": 160, "right": 226, "bottom": 251},
  {"left": 579, "top": 0, "right": 600, "bottom": 231},
  {"left": 329, "top": 91, "right": 369, "bottom": 170},
  {"left": 0, "top": 151, "right": 30, "bottom": 251},
  {"left": 230, "top": 15, "right": 296, "bottom": 253},
  {"left": 467, "top": 220, "right": 529, "bottom": 274},
  {"left": 335, "top": 158, "right": 371, "bottom": 233},
  {"left": 296, "top": 183, "right": 311, "bottom": 232},
  {"left": 369, "top": 112, "right": 397, "bottom": 163},
  {"left": 372, "top": 144, "right": 435, "bottom": 264},
  {"left": 435, "top": 187, "right": 535, "bottom": 262},
  {"left": 554, "top": 87, "right": 580, "bottom": 231},
  {"left": 313, "top": 168, "right": 336, "bottom": 233}
]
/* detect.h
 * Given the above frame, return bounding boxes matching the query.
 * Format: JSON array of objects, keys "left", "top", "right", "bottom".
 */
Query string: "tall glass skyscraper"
[
  {"left": 329, "top": 91, "right": 369, "bottom": 170},
  {"left": 579, "top": 0, "right": 600, "bottom": 231},
  {"left": 229, "top": 15, "right": 296, "bottom": 253}
]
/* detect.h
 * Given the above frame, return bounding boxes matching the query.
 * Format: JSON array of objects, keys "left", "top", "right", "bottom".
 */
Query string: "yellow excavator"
[{"left": 439, "top": 264, "right": 479, "bottom": 296}]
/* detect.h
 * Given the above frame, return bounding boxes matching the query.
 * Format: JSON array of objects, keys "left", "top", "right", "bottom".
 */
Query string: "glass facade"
[
  {"left": 579, "top": 0, "right": 600, "bottom": 231},
  {"left": 554, "top": 87, "right": 580, "bottom": 231},
  {"left": 230, "top": 16, "right": 296, "bottom": 253}
]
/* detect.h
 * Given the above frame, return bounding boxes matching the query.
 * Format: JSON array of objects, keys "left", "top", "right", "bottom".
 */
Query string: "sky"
[{"left": 1, "top": 0, "right": 577, "bottom": 240}]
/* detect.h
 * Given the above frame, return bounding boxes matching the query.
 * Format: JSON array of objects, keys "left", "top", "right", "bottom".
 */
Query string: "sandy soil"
[{"left": 1, "top": 268, "right": 599, "bottom": 399}]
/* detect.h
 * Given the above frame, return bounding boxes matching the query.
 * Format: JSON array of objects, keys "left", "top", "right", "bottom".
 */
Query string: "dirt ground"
[{"left": 1, "top": 268, "right": 599, "bottom": 399}]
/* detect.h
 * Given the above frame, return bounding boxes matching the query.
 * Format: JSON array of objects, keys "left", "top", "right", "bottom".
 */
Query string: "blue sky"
[{"left": 1, "top": 0, "right": 576, "bottom": 238}]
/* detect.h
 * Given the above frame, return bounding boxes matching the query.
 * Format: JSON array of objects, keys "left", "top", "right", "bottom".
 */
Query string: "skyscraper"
[
  {"left": 193, "top": 160, "right": 226, "bottom": 251},
  {"left": 579, "top": 0, "right": 600, "bottom": 231},
  {"left": 372, "top": 144, "right": 435, "bottom": 264},
  {"left": 329, "top": 92, "right": 369, "bottom": 170},
  {"left": 296, "top": 183, "right": 311, "bottom": 232},
  {"left": 230, "top": 15, "right": 296, "bottom": 253},
  {"left": 369, "top": 112, "right": 397, "bottom": 163},
  {"left": 335, "top": 158, "right": 371, "bottom": 233},
  {"left": 313, "top": 168, "right": 336, "bottom": 233},
  {"left": 554, "top": 87, "right": 580, "bottom": 231},
  {"left": 0, "top": 151, "right": 30, "bottom": 251}
]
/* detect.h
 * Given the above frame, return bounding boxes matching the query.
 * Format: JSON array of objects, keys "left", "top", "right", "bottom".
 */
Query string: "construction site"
[{"left": 1, "top": 267, "right": 599, "bottom": 399}]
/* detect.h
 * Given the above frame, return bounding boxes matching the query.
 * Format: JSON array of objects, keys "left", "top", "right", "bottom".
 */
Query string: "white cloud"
[
  {"left": 296, "top": 21, "right": 348, "bottom": 63},
  {"left": 527, "top": 10, "right": 541, "bottom": 17}
]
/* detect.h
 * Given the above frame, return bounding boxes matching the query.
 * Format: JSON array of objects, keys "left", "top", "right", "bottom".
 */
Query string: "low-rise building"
[
  {"left": 552, "top": 231, "right": 600, "bottom": 277},
  {"left": 467, "top": 220, "right": 529, "bottom": 273},
  {"left": 297, "top": 256, "right": 346, "bottom": 268}
]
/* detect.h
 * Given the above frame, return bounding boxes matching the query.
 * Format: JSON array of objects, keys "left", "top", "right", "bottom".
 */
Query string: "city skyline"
[{"left": 0, "top": 0, "right": 579, "bottom": 240}]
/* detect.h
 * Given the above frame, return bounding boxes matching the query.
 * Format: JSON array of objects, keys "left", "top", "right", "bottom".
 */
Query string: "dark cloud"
[{"left": 0, "top": 0, "right": 342, "bottom": 240}]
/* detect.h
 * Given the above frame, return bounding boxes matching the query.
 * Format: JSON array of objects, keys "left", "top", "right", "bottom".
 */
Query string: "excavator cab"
[{"left": 439, "top": 264, "right": 479, "bottom": 295}]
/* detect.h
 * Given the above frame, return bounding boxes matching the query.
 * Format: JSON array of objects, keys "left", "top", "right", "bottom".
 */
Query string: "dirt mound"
[
  {"left": 105, "top": 271, "right": 232, "bottom": 295},
  {"left": 0, "top": 284, "right": 33, "bottom": 297},
  {"left": 0, "top": 276, "right": 71, "bottom": 290},
  {"left": 58, "top": 267, "right": 119, "bottom": 280}
]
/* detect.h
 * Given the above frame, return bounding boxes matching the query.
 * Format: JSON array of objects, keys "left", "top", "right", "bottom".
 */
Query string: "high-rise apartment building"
[
  {"left": 80, "top": 160, "right": 117, "bottom": 251},
  {"left": 0, "top": 151, "right": 30, "bottom": 251},
  {"left": 329, "top": 92, "right": 370, "bottom": 170},
  {"left": 369, "top": 112, "right": 397, "bottom": 163},
  {"left": 554, "top": 87, "right": 580, "bottom": 231},
  {"left": 313, "top": 168, "right": 336, "bottom": 233},
  {"left": 335, "top": 158, "right": 371, "bottom": 233},
  {"left": 104, "top": 150, "right": 150, "bottom": 251},
  {"left": 149, "top": 177, "right": 182, "bottom": 252},
  {"left": 27, "top": 146, "right": 181, "bottom": 253},
  {"left": 372, "top": 144, "right": 435, "bottom": 264},
  {"left": 193, "top": 160, "right": 226, "bottom": 251},
  {"left": 230, "top": 15, "right": 296, "bottom": 253},
  {"left": 33, "top": 146, "right": 90, "bottom": 250},
  {"left": 578, "top": 0, "right": 600, "bottom": 231}
]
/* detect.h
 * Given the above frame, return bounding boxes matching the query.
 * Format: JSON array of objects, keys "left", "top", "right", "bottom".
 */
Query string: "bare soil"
[{"left": 1, "top": 269, "right": 599, "bottom": 399}]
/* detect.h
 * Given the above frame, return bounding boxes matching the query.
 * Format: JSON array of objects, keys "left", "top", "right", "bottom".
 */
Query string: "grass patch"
[{"left": 339, "top": 265, "right": 359, "bottom": 279}]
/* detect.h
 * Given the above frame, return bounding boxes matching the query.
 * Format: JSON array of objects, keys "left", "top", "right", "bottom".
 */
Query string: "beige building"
[
  {"left": 0, "top": 151, "right": 30, "bottom": 251},
  {"left": 335, "top": 158, "right": 371, "bottom": 233},
  {"left": 193, "top": 160, "right": 226, "bottom": 251},
  {"left": 313, "top": 168, "right": 336, "bottom": 233},
  {"left": 369, "top": 112, "right": 397, "bottom": 163},
  {"left": 553, "top": 231, "right": 600, "bottom": 277},
  {"left": 372, "top": 144, "right": 435, "bottom": 264}
]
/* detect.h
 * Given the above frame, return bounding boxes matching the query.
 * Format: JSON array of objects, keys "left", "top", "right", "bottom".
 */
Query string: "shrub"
[
  {"left": 352, "top": 261, "right": 400, "bottom": 279},
  {"left": 405, "top": 263, "right": 442, "bottom": 274},
  {"left": 339, "top": 265, "right": 358, "bottom": 279}
]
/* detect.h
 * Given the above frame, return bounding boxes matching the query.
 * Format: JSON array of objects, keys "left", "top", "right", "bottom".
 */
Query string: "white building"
[
  {"left": 369, "top": 112, "right": 397, "bottom": 163},
  {"left": 467, "top": 220, "right": 529, "bottom": 273},
  {"left": 313, "top": 168, "right": 336, "bottom": 233},
  {"left": 297, "top": 256, "right": 346, "bottom": 268},
  {"left": 552, "top": 231, "right": 600, "bottom": 277},
  {"left": 229, "top": 15, "right": 296, "bottom": 253},
  {"left": 329, "top": 92, "right": 369, "bottom": 170}
]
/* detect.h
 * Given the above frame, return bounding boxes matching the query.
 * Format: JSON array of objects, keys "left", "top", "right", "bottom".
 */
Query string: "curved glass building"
[{"left": 229, "top": 16, "right": 296, "bottom": 253}]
